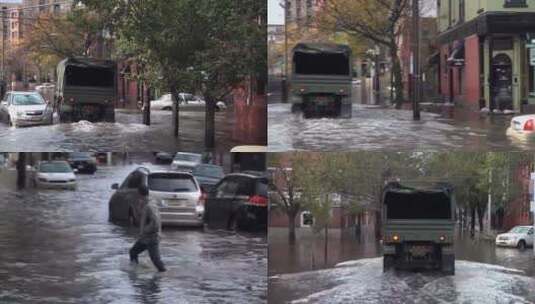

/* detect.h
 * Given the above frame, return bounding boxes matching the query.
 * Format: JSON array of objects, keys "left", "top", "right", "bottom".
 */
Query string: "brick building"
[{"left": 436, "top": 0, "right": 535, "bottom": 112}]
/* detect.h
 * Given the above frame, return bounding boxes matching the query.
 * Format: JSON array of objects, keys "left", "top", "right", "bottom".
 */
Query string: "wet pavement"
[
  {"left": 269, "top": 258, "right": 535, "bottom": 304},
  {"left": 0, "top": 109, "right": 238, "bottom": 152},
  {"left": 0, "top": 163, "right": 267, "bottom": 304},
  {"left": 268, "top": 85, "right": 535, "bottom": 151},
  {"left": 269, "top": 230, "right": 535, "bottom": 303}
]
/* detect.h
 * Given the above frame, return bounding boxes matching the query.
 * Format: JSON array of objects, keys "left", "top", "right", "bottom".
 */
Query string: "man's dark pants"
[{"left": 129, "top": 238, "right": 166, "bottom": 272}]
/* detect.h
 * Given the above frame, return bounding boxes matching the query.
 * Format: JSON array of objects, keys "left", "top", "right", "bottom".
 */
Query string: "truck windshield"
[
  {"left": 65, "top": 66, "right": 114, "bottom": 87},
  {"left": 385, "top": 191, "right": 451, "bottom": 220},
  {"left": 294, "top": 52, "right": 350, "bottom": 76}
]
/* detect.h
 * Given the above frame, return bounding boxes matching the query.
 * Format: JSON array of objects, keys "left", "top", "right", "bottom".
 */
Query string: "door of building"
[{"left": 491, "top": 54, "right": 513, "bottom": 111}]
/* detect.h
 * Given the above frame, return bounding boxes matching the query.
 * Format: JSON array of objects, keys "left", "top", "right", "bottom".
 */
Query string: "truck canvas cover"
[
  {"left": 56, "top": 57, "right": 116, "bottom": 94},
  {"left": 293, "top": 43, "right": 351, "bottom": 76},
  {"left": 383, "top": 183, "right": 453, "bottom": 220}
]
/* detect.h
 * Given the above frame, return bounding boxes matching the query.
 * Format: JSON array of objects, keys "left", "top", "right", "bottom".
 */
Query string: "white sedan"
[
  {"left": 495, "top": 226, "right": 534, "bottom": 249},
  {"left": 0, "top": 91, "right": 54, "bottom": 127},
  {"left": 506, "top": 115, "right": 535, "bottom": 140},
  {"left": 150, "top": 93, "right": 226, "bottom": 111},
  {"left": 34, "top": 161, "right": 77, "bottom": 190}
]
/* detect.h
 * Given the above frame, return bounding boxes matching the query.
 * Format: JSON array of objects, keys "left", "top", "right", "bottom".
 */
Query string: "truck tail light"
[
  {"left": 524, "top": 119, "right": 534, "bottom": 131},
  {"left": 439, "top": 235, "right": 446, "bottom": 242},
  {"left": 392, "top": 234, "right": 400, "bottom": 242},
  {"left": 67, "top": 97, "right": 75, "bottom": 104},
  {"left": 299, "top": 88, "right": 305, "bottom": 93},
  {"left": 247, "top": 195, "right": 268, "bottom": 207}
]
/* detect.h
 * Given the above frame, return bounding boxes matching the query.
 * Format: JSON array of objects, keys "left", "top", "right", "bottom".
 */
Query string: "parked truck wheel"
[
  {"left": 441, "top": 254, "right": 455, "bottom": 275},
  {"left": 383, "top": 255, "right": 395, "bottom": 272}
]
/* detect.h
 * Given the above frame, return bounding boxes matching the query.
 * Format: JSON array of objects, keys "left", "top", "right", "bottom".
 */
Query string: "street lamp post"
[{"left": 411, "top": 0, "right": 421, "bottom": 120}]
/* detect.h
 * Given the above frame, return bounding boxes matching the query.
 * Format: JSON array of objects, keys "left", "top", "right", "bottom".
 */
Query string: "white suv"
[{"left": 495, "top": 226, "right": 534, "bottom": 249}]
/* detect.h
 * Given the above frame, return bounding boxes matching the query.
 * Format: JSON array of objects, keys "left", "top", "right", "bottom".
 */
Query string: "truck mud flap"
[
  {"left": 383, "top": 255, "right": 396, "bottom": 272},
  {"left": 340, "top": 103, "right": 352, "bottom": 118}
]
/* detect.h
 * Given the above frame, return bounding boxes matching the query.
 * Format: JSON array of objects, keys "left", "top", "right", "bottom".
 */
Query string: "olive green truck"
[
  {"left": 56, "top": 57, "right": 117, "bottom": 123},
  {"left": 382, "top": 182, "right": 455, "bottom": 275},
  {"left": 289, "top": 43, "right": 352, "bottom": 118}
]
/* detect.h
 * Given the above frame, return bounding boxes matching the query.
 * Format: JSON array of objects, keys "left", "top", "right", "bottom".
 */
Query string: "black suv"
[
  {"left": 67, "top": 152, "right": 97, "bottom": 174},
  {"left": 204, "top": 172, "right": 268, "bottom": 232}
]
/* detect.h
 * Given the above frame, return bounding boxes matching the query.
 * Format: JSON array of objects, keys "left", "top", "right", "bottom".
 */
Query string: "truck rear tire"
[
  {"left": 441, "top": 254, "right": 455, "bottom": 275},
  {"left": 340, "top": 103, "right": 352, "bottom": 118},
  {"left": 383, "top": 255, "right": 395, "bottom": 272},
  {"left": 291, "top": 103, "right": 302, "bottom": 114}
]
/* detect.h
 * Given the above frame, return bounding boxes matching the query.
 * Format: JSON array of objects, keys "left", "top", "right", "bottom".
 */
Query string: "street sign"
[{"left": 531, "top": 49, "right": 535, "bottom": 66}]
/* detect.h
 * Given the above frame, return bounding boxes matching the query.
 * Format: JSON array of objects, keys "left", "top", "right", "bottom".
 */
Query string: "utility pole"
[
  {"left": 411, "top": 0, "right": 421, "bottom": 120},
  {"left": 281, "top": 0, "right": 288, "bottom": 103}
]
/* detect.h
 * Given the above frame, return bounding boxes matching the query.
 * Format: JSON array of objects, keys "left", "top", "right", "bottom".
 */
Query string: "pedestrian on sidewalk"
[{"left": 129, "top": 185, "right": 166, "bottom": 272}]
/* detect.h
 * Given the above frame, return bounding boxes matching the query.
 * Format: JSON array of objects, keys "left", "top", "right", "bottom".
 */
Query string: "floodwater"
[
  {"left": 0, "top": 109, "right": 237, "bottom": 152},
  {"left": 269, "top": 258, "right": 535, "bottom": 303},
  {"left": 0, "top": 164, "right": 267, "bottom": 304},
  {"left": 269, "top": 229, "right": 535, "bottom": 303},
  {"left": 268, "top": 81, "right": 535, "bottom": 151}
]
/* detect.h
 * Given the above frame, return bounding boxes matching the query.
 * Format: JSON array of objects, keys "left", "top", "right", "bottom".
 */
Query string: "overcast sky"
[{"left": 268, "top": 0, "right": 284, "bottom": 25}]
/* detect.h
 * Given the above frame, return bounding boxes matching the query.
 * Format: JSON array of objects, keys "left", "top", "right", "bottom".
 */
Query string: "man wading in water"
[{"left": 129, "top": 185, "right": 167, "bottom": 272}]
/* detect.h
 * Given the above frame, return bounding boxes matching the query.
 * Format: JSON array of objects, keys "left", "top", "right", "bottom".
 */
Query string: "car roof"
[
  {"left": 225, "top": 172, "right": 266, "bottom": 179},
  {"left": 148, "top": 171, "right": 194, "bottom": 177},
  {"left": 40, "top": 160, "right": 69, "bottom": 165}
]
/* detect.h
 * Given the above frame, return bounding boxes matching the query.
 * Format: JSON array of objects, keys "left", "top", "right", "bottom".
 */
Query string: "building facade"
[
  {"left": 437, "top": 0, "right": 535, "bottom": 112},
  {"left": 285, "top": 0, "right": 324, "bottom": 26}
]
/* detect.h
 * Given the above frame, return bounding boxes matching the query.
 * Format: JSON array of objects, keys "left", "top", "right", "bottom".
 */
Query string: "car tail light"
[
  {"left": 524, "top": 119, "right": 534, "bottom": 131},
  {"left": 299, "top": 88, "right": 305, "bottom": 93},
  {"left": 247, "top": 195, "right": 267, "bottom": 207},
  {"left": 198, "top": 192, "right": 207, "bottom": 206}
]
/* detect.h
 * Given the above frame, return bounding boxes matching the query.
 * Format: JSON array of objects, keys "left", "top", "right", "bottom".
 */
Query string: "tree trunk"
[
  {"left": 170, "top": 86, "right": 180, "bottom": 138},
  {"left": 324, "top": 225, "right": 328, "bottom": 266},
  {"left": 16, "top": 152, "right": 26, "bottom": 190},
  {"left": 390, "top": 43, "right": 404, "bottom": 109},
  {"left": 470, "top": 207, "right": 476, "bottom": 237},
  {"left": 204, "top": 95, "right": 216, "bottom": 151},
  {"left": 477, "top": 204, "right": 485, "bottom": 233},
  {"left": 288, "top": 212, "right": 297, "bottom": 244},
  {"left": 143, "top": 84, "right": 151, "bottom": 126}
]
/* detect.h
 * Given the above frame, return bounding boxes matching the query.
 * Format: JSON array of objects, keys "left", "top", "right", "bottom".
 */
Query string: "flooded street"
[
  {"left": 269, "top": 230, "right": 535, "bottom": 303},
  {"left": 0, "top": 109, "right": 238, "bottom": 152},
  {"left": 0, "top": 164, "right": 267, "bottom": 304},
  {"left": 268, "top": 85, "right": 535, "bottom": 151},
  {"left": 269, "top": 258, "right": 535, "bottom": 304}
]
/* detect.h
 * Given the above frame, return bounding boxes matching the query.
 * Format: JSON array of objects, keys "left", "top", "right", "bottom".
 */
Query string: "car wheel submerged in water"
[{"left": 517, "top": 240, "right": 526, "bottom": 250}]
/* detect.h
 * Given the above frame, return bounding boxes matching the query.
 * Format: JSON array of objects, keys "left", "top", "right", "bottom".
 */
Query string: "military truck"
[
  {"left": 56, "top": 58, "right": 116, "bottom": 123},
  {"left": 382, "top": 182, "right": 455, "bottom": 275},
  {"left": 289, "top": 43, "right": 352, "bottom": 118}
]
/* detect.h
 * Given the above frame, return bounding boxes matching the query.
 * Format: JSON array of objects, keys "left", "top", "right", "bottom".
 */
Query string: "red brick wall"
[
  {"left": 464, "top": 35, "right": 480, "bottom": 107},
  {"left": 232, "top": 85, "right": 267, "bottom": 145}
]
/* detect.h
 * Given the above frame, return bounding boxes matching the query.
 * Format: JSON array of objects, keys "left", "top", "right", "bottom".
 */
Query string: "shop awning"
[{"left": 447, "top": 44, "right": 465, "bottom": 67}]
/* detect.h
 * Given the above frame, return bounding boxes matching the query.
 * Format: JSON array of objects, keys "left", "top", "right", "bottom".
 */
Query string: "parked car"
[
  {"left": 506, "top": 115, "right": 535, "bottom": 140},
  {"left": 154, "top": 152, "right": 174, "bottom": 164},
  {"left": 34, "top": 161, "right": 77, "bottom": 190},
  {"left": 0, "top": 91, "right": 53, "bottom": 127},
  {"left": 171, "top": 152, "right": 203, "bottom": 172},
  {"left": 204, "top": 172, "right": 268, "bottom": 232},
  {"left": 192, "top": 164, "right": 225, "bottom": 192},
  {"left": 150, "top": 93, "right": 174, "bottom": 111},
  {"left": 150, "top": 93, "right": 226, "bottom": 111},
  {"left": 495, "top": 226, "right": 534, "bottom": 249},
  {"left": 67, "top": 152, "right": 97, "bottom": 174},
  {"left": 108, "top": 167, "right": 204, "bottom": 227}
]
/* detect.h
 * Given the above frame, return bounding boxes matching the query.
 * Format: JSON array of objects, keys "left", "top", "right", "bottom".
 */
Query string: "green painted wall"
[{"left": 438, "top": 0, "right": 535, "bottom": 33}]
